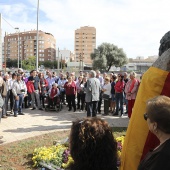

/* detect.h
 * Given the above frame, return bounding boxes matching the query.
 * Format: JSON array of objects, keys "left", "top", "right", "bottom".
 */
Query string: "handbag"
[{"left": 102, "top": 94, "right": 110, "bottom": 100}]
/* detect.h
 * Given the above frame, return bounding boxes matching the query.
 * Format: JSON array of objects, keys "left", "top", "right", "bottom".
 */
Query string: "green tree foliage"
[
  {"left": 43, "top": 60, "right": 59, "bottom": 69},
  {"left": 91, "top": 43, "right": 127, "bottom": 72},
  {"left": 6, "top": 59, "right": 18, "bottom": 68},
  {"left": 22, "top": 56, "right": 36, "bottom": 70}
]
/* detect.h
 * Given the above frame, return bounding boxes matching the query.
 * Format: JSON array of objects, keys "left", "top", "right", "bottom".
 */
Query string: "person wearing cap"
[{"left": 12, "top": 73, "right": 27, "bottom": 117}]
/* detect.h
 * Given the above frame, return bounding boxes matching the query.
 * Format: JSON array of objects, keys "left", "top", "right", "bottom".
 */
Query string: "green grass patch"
[{"left": 0, "top": 128, "right": 126, "bottom": 170}]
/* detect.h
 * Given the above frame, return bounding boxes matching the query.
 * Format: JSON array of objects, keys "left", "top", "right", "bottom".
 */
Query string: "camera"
[{"left": 20, "top": 89, "right": 25, "bottom": 93}]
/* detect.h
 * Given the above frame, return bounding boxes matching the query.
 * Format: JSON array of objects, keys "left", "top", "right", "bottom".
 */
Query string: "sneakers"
[
  {"left": 31, "top": 107, "right": 36, "bottom": 110},
  {"left": 39, "top": 108, "right": 43, "bottom": 110}
]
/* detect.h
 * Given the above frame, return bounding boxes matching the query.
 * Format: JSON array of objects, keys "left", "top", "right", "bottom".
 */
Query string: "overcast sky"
[{"left": 1, "top": 0, "right": 170, "bottom": 58}]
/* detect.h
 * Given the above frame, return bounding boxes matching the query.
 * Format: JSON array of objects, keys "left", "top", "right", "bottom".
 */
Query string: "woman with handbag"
[{"left": 102, "top": 77, "right": 111, "bottom": 116}]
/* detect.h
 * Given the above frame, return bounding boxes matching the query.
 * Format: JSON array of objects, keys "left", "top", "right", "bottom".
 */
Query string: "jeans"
[
  {"left": 115, "top": 92, "right": 124, "bottom": 115},
  {"left": 14, "top": 94, "right": 24, "bottom": 115},
  {"left": 86, "top": 101, "right": 98, "bottom": 117}
]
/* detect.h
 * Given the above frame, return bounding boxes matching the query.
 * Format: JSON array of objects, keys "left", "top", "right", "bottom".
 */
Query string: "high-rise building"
[
  {"left": 74, "top": 26, "right": 96, "bottom": 66},
  {"left": 3, "top": 30, "right": 56, "bottom": 64}
]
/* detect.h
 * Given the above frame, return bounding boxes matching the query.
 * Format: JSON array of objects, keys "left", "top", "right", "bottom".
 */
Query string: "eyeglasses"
[{"left": 144, "top": 113, "right": 148, "bottom": 121}]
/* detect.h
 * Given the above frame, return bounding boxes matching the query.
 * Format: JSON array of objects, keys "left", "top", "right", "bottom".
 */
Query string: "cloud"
[{"left": 1, "top": 0, "right": 170, "bottom": 58}]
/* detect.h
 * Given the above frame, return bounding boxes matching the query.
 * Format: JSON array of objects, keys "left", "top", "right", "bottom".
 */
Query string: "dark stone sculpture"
[{"left": 159, "top": 31, "right": 170, "bottom": 56}]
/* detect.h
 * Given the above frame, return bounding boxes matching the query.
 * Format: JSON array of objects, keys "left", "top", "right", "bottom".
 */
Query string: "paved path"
[{"left": 0, "top": 106, "right": 129, "bottom": 145}]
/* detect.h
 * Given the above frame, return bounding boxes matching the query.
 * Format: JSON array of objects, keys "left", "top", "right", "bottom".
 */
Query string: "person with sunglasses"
[{"left": 138, "top": 95, "right": 170, "bottom": 170}]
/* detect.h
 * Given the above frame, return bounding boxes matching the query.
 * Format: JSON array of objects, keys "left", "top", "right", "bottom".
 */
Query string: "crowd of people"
[{"left": 0, "top": 68, "right": 141, "bottom": 119}]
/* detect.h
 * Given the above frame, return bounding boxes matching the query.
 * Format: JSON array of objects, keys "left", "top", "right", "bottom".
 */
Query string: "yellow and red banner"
[{"left": 120, "top": 67, "right": 170, "bottom": 170}]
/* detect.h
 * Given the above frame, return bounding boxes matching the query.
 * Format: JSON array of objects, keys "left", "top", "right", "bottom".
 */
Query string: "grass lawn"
[{"left": 0, "top": 127, "right": 127, "bottom": 170}]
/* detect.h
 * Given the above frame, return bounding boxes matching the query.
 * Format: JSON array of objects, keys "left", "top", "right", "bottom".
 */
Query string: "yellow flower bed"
[
  {"left": 32, "top": 136, "right": 125, "bottom": 169},
  {"left": 32, "top": 144, "right": 74, "bottom": 169}
]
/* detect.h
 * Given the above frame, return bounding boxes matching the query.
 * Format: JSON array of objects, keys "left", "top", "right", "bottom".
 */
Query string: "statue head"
[{"left": 159, "top": 31, "right": 170, "bottom": 56}]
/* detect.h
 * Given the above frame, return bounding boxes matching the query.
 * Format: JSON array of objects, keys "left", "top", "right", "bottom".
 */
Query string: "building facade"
[
  {"left": 56, "top": 48, "right": 71, "bottom": 63},
  {"left": 3, "top": 30, "right": 56, "bottom": 64},
  {"left": 74, "top": 26, "right": 96, "bottom": 66}
]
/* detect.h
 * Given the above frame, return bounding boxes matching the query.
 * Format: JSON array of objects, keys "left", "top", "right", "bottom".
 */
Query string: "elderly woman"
[
  {"left": 125, "top": 71, "right": 139, "bottom": 118},
  {"left": 102, "top": 77, "right": 111, "bottom": 116},
  {"left": 70, "top": 117, "right": 118, "bottom": 170},
  {"left": 64, "top": 76, "right": 77, "bottom": 112},
  {"left": 138, "top": 95, "right": 170, "bottom": 170},
  {"left": 114, "top": 74, "right": 124, "bottom": 116}
]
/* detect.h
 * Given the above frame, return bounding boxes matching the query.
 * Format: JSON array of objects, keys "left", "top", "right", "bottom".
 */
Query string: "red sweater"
[
  {"left": 114, "top": 81, "right": 124, "bottom": 93},
  {"left": 64, "top": 81, "right": 77, "bottom": 95}
]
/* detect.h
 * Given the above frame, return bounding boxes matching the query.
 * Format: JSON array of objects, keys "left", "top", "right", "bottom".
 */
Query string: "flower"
[
  {"left": 32, "top": 144, "right": 73, "bottom": 169},
  {"left": 32, "top": 136, "right": 125, "bottom": 169}
]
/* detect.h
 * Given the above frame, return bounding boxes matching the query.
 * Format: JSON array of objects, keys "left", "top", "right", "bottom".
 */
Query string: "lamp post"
[
  {"left": 36, "top": 0, "right": 39, "bottom": 71},
  {"left": 79, "top": 53, "right": 84, "bottom": 71},
  {"left": 57, "top": 47, "right": 60, "bottom": 72},
  {"left": 15, "top": 27, "right": 20, "bottom": 69}
]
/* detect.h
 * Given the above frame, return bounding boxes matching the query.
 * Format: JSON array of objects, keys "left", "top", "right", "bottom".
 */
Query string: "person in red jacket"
[
  {"left": 64, "top": 76, "right": 77, "bottom": 112},
  {"left": 113, "top": 74, "right": 125, "bottom": 116}
]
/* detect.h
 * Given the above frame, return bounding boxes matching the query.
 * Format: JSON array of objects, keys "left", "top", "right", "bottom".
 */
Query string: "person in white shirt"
[
  {"left": 12, "top": 74, "right": 27, "bottom": 117},
  {"left": 76, "top": 76, "right": 83, "bottom": 110},
  {"left": 102, "top": 77, "right": 111, "bottom": 116},
  {"left": 57, "top": 74, "right": 67, "bottom": 104},
  {"left": 8, "top": 73, "right": 17, "bottom": 114},
  {"left": 46, "top": 72, "right": 57, "bottom": 90},
  {"left": 96, "top": 70, "right": 104, "bottom": 114}
]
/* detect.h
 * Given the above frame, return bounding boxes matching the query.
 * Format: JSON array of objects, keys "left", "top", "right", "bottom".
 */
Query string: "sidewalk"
[{"left": 0, "top": 106, "right": 129, "bottom": 145}]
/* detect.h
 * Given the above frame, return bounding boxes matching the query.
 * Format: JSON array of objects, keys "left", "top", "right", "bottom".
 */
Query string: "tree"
[
  {"left": 6, "top": 59, "right": 18, "bottom": 68},
  {"left": 91, "top": 43, "right": 127, "bottom": 72},
  {"left": 22, "top": 56, "right": 36, "bottom": 70}
]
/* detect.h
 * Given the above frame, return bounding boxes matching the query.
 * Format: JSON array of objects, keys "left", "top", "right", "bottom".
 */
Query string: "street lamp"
[
  {"left": 79, "top": 53, "right": 84, "bottom": 71},
  {"left": 36, "top": 0, "right": 39, "bottom": 71},
  {"left": 15, "top": 27, "right": 20, "bottom": 69}
]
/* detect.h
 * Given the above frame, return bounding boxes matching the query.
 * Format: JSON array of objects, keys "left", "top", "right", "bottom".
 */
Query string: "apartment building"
[
  {"left": 74, "top": 26, "right": 96, "bottom": 66},
  {"left": 3, "top": 30, "right": 56, "bottom": 63}
]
